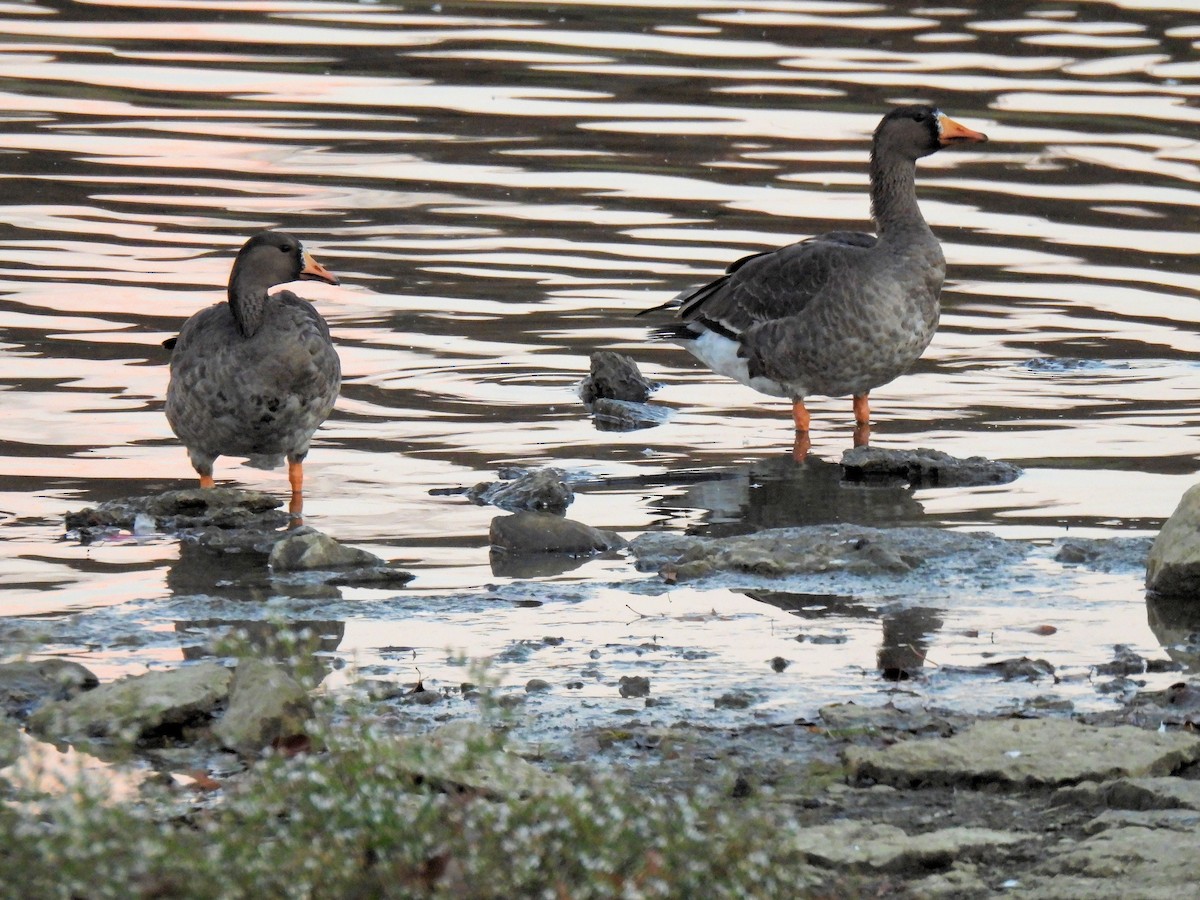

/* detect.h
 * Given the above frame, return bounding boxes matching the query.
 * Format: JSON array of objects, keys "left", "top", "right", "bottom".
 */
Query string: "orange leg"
[
  {"left": 791, "top": 399, "right": 811, "bottom": 462},
  {"left": 199, "top": 474, "right": 215, "bottom": 489},
  {"left": 791, "top": 399, "right": 811, "bottom": 433},
  {"left": 288, "top": 460, "right": 304, "bottom": 520},
  {"left": 852, "top": 392, "right": 871, "bottom": 447}
]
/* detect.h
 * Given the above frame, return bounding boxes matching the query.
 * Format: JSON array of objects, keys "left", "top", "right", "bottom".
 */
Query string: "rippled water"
[{"left": 3, "top": 0, "right": 1200, "bottom": 720}]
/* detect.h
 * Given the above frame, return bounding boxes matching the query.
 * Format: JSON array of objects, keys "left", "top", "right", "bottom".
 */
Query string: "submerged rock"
[
  {"left": 631, "top": 524, "right": 1020, "bottom": 582},
  {"left": 65, "top": 488, "right": 289, "bottom": 542},
  {"left": 579, "top": 351, "right": 657, "bottom": 404},
  {"left": 212, "top": 658, "right": 313, "bottom": 757},
  {"left": 590, "top": 397, "right": 671, "bottom": 432},
  {"left": 28, "top": 662, "right": 231, "bottom": 746},
  {"left": 0, "top": 659, "right": 99, "bottom": 719},
  {"left": 840, "top": 446, "right": 1021, "bottom": 487},
  {"left": 1146, "top": 482, "right": 1200, "bottom": 597},
  {"left": 489, "top": 512, "right": 627, "bottom": 557},
  {"left": 845, "top": 718, "right": 1200, "bottom": 789},
  {"left": 467, "top": 467, "right": 574, "bottom": 513}
]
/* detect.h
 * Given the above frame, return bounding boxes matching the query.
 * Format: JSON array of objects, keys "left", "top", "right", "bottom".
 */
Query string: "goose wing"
[{"left": 644, "top": 231, "right": 876, "bottom": 341}]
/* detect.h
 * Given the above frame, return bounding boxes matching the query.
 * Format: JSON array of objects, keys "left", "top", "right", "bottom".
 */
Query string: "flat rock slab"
[
  {"left": 1061, "top": 776, "right": 1200, "bottom": 812},
  {"left": 792, "top": 821, "right": 1024, "bottom": 872},
  {"left": 28, "top": 661, "right": 232, "bottom": 745},
  {"left": 65, "top": 488, "right": 288, "bottom": 541},
  {"left": 631, "top": 524, "right": 1021, "bottom": 582},
  {"left": 846, "top": 718, "right": 1200, "bottom": 789},
  {"left": 1021, "top": 826, "right": 1200, "bottom": 899},
  {"left": 841, "top": 446, "right": 1021, "bottom": 487}
]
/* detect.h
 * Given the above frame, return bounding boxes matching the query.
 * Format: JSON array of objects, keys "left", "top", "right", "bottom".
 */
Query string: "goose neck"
[{"left": 869, "top": 152, "right": 927, "bottom": 240}]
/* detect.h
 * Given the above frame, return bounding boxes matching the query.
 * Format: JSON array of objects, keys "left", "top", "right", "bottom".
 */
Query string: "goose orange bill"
[
  {"left": 937, "top": 114, "right": 988, "bottom": 145},
  {"left": 299, "top": 251, "right": 340, "bottom": 285}
]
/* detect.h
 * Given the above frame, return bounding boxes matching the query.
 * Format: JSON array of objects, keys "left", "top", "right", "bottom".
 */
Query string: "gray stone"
[
  {"left": 467, "top": 468, "right": 573, "bottom": 513},
  {"left": 631, "top": 524, "right": 1020, "bottom": 582},
  {"left": 840, "top": 446, "right": 1021, "bottom": 487},
  {"left": 489, "top": 512, "right": 626, "bottom": 556},
  {"left": 1147, "top": 482, "right": 1200, "bottom": 596},
  {"left": 590, "top": 397, "right": 670, "bottom": 432},
  {"left": 846, "top": 718, "right": 1200, "bottom": 789},
  {"left": 579, "top": 351, "right": 657, "bottom": 404},
  {"left": 28, "top": 662, "right": 231, "bottom": 745},
  {"left": 269, "top": 531, "right": 384, "bottom": 571},
  {"left": 0, "top": 659, "right": 99, "bottom": 718},
  {"left": 791, "top": 820, "right": 1024, "bottom": 871},
  {"left": 212, "top": 658, "right": 313, "bottom": 757},
  {"left": 524, "top": 679, "right": 552, "bottom": 693}
]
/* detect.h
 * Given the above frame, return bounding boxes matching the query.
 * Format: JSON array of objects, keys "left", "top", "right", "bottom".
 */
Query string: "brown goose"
[
  {"left": 642, "top": 105, "right": 987, "bottom": 454},
  {"left": 165, "top": 231, "right": 341, "bottom": 518}
]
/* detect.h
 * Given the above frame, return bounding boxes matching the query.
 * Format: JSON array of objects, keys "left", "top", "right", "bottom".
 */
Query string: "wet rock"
[
  {"left": 269, "top": 531, "right": 385, "bottom": 572},
  {"left": 590, "top": 397, "right": 670, "bottom": 432},
  {"left": 714, "top": 690, "right": 754, "bottom": 710},
  {"left": 840, "top": 446, "right": 1021, "bottom": 487},
  {"left": 1094, "top": 645, "right": 1180, "bottom": 676},
  {"left": 467, "top": 467, "right": 574, "bottom": 513},
  {"left": 1121, "top": 680, "right": 1200, "bottom": 728},
  {"left": 792, "top": 820, "right": 1024, "bottom": 872},
  {"left": 579, "top": 351, "right": 657, "bottom": 404},
  {"left": 631, "top": 524, "right": 1020, "bottom": 582},
  {"left": 618, "top": 675, "right": 650, "bottom": 698},
  {"left": 770, "top": 656, "right": 789, "bottom": 672},
  {"left": 845, "top": 718, "right": 1200, "bottom": 790},
  {"left": 819, "top": 702, "right": 954, "bottom": 737},
  {"left": 65, "top": 488, "right": 289, "bottom": 542},
  {"left": 1055, "top": 537, "right": 1152, "bottom": 570},
  {"left": 985, "top": 657, "right": 1057, "bottom": 682},
  {"left": 489, "top": 512, "right": 627, "bottom": 557},
  {"left": 0, "top": 659, "right": 99, "bottom": 718},
  {"left": 525, "top": 679, "right": 552, "bottom": 693},
  {"left": 1147, "top": 482, "right": 1200, "bottom": 597},
  {"left": 324, "top": 566, "right": 415, "bottom": 588},
  {"left": 211, "top": 658, "right": 313, "bottom": 757},
  {"left": 28, "top": 662, "right": 231, "bottom": 746}
]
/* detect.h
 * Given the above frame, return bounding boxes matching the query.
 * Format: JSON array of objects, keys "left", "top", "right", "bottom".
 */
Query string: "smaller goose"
[
  {"left": 165, "top": 231, "right": 341, "bottom": 518},
  {"left": 641, "top": 105, "right": 987, "bottom": 455}
]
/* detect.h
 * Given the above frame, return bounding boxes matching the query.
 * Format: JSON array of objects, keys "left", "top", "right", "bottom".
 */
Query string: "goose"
[
  {"left": 165, "top": 231, "right": 341, "bottom": 519},
  {"left": 641, "top": 105, "right": 987, "bottom": 455}
]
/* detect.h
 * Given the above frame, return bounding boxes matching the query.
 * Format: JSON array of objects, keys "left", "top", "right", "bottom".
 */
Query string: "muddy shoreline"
[{"left": 9, "top": 459, "right": 1200, "bottom": 896}]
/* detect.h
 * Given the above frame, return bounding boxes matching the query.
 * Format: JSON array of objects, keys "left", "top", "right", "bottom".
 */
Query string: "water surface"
[{"left": 2, "top": 0, "right": 1199, "bottom": 721}]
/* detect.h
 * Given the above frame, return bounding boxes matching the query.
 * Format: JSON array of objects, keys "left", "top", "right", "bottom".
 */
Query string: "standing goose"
[
  {"left": 642, "top": 105, "right": 987, "bottom": 455},
  {"left": 165, "top": 231, "right": 341, "bottom": 519}
]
